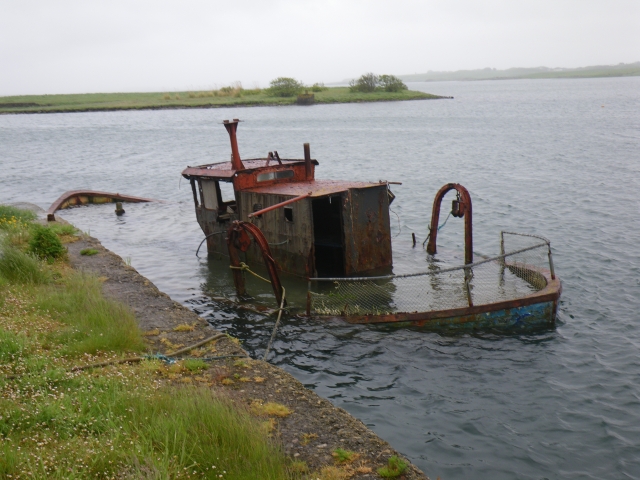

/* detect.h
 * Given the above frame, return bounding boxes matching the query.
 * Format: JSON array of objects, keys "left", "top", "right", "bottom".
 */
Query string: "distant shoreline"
[
  {"left": 0, "top": 88, "right": 450, "bottom": 115},
  {"left": 397, "top": 62, "right": 640, "bottom": 83}
]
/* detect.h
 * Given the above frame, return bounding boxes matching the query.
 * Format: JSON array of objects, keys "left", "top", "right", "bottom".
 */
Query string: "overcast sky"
[{"left": 1, "top": 0, "right": 638, "bottom": 96}]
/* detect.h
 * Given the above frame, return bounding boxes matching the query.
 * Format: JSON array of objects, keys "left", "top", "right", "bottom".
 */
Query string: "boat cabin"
[{"left": 181, "top": 120, "right": 393, "bottom": 278}]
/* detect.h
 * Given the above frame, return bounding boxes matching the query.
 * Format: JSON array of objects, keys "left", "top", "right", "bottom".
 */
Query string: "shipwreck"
[{"left": 181, "top": 119, "right": 561, "bottom": 329}]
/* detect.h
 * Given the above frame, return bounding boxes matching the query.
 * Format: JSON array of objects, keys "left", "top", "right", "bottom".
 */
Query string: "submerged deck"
[{"left": 307, "top": 232, "right": 561, "bottom": 329}]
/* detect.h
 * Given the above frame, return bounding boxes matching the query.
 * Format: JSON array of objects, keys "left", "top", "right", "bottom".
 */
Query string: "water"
[{"left": 2, "top": 77, "right": 639, "bottom": 479}]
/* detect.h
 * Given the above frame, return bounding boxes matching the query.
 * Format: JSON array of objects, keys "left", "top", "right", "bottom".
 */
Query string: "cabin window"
[
  {"left": 284, "top": 206, "right": 293, "bottom": 222},
  {"left": 190, "top": 179, "right": 199, "bottom": 207},
  {"left": 219, "top": 181, "right": 235, "bottom": 202},
  {"left": 257, "top": 170, "right": 294, "bottom": 182},
  {"left": 200, "top": 180, "right": 219, "bottom": 210}
]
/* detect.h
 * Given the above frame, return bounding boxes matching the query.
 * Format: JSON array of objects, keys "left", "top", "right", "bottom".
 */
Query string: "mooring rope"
[
  {"left": 67, "top": 333, "right": 228, "bottom": 372},
  {"left": 226, "top": 260, "right": 287, "bottom": 362},
  {"left": 229, "top": 262, "right": 272, "bottom": 284},
  {"left": 263, "top": 287, "right": 286, "bottom": 362}
]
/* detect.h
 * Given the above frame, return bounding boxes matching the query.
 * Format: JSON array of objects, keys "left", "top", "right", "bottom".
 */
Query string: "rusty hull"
[
  {"left": 47, "top": 190, "right": 158, "bottom": 221},
  {"left": 320, "top": 270, "right": 561, "bottom": 329}
]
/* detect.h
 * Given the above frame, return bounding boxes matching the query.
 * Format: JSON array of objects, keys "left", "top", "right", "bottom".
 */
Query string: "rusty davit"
[{"left": 182, "top": 119, "right": 561, "bottom": 330}]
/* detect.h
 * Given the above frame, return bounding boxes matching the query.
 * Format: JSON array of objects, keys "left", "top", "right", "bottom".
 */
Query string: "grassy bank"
[
  {"left": 0, "top": 87, "right": 445, "bottom": 115},
  {"left": 0, "top": 206, "right": 291, "bottom": 479}
]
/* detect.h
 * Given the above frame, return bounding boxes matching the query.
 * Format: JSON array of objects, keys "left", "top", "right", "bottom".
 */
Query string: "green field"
[{"left": 0, "top": 87, "right": 446, "bottom": 115}]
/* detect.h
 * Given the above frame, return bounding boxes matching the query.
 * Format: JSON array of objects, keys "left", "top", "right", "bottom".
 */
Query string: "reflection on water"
[{"left": 2, "top": 77, "right": 640, "bottom": 479}]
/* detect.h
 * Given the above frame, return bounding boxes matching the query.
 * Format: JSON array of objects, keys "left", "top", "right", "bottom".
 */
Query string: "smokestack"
[
  {"left": 223, "top": 119, "right": 245, "bottom": 171},
  {"left": 304, "top": 143, "right": 312, "bottom": 180}
]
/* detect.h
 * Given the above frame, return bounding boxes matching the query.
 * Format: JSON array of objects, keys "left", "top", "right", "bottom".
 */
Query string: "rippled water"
[{"left": 2, "top": 77, "right": 639, "bottom": 479}]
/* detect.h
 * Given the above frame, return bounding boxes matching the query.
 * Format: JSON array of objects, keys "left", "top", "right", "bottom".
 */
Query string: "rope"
[
  {"left": 422, "top": 211, "right": 452, "bottom": 247},
  {"left": 195, "top": 231, "right": 227, "bottom": 257},
  {"left": 230, "top": 262, "right": 272, "bottom": 284},
  {"left": 44, "top": 333, "right": 226, "bottom": 375},
  {"left": 390, "top": 207, "right": 402, "bottom": 238},
  {"left": 227, "top": 259, "right": 287, "bottom": 362},
  {"left": 437, "top": 212, "right": 452, "bottom": 231},
  {"left": 263, "top": 287, "right": 286, "bottom": 361}
]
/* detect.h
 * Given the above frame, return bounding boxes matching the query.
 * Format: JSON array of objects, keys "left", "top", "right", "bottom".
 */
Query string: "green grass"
[
  {"left": 377, "top": 455, "right": 407, "bottom": 478},
  {"left": 79, "top": 248, "right": 99, "bottom": 256},
  {"left": 0, "top": 205, "right": 37, "bottom": 224},
  {"left": 0, "top": 247, "right": 51, "bottom": 284},
  {"left": 0, "top": 207, "right": 293, "bottom": 479},
  {"left": 0, "top": 87, "right": 445, "bottom": 114}
]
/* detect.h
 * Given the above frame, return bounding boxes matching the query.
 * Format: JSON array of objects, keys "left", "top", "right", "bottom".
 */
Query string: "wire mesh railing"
[{"left": 308, "top": 232, "right": 554, "bottom": 317}]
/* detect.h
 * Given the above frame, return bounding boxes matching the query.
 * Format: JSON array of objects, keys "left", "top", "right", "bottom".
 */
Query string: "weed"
[
  {"left": 332, "top": 447, "right": 358, "bottom": 463},
  {"left": 377, "top": 455, "right": 408, "bottom": 478},
  {"left": 80, "top": 248, "right": 99, "bottom": 256},
  {"left": 28, "top": 225, "right": 66, "bottom": 261},
  {"left": 289, "top": 460, "right": 309, "bottom": 474},
  {"left": 233, "top": 358, "right": 249, "bottom": 368},
  {"left": 251, "top": 401, "right": 292, "bottom": 417},
  {"left": 163, "top": 93, "right": 171, "bottom": 100},
  {"left": 301, "top": 432, "right": 318, "bottom": 445},
  {"left": 48, "top": 223, "right": 76, "bottom": 237},
  {"left": 188, "top": 92, "right": 196, "bottom": 98},
  {"left": 182, "top": 358, "right": 208, "bottom": 372},
  {"left": 173, "top": 323, "right": 195, "bottom": 332},
  {"left": 124, "top": 256, "right": 132, "bottom": 266},
  {"left": 316, "top": 465, "right": 352, "bottom": 480}
]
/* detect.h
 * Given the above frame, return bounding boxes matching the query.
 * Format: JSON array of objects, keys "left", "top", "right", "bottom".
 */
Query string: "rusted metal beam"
[
  {"left": 426, "top": 183, "right": 473, "bottom": 265},
  {"left": 223, "top": 119, "right": 245, "bottom": 171},
  {"left": 248, "top": 193, "right": 312, "bottom": 218},
  {"left": 226, "top": 221, "right": 285, "bottom": 306},
  {"left": 46, "top": 190, "right": 158, "bottom": 221}
]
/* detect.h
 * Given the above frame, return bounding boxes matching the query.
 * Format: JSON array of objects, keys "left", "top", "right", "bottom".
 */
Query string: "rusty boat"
[{"left": 181, "top": 119, "right": 561, "bottom": 329}]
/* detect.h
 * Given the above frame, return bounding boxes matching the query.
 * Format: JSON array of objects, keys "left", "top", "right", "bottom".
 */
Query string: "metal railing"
[{"left": 307, "top": 232, "right": 554, "bottom": 317}]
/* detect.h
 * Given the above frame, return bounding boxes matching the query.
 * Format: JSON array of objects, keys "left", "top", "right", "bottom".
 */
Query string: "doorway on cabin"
[{"left": 312, "top": 195, "right": 345, "bottom": 277}]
